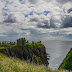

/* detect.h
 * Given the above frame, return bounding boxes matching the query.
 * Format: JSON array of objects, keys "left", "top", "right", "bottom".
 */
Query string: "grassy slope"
[
  {"left": 0, "top": 44, "right": 12, "bottom": 48},
  {"left": 59, "top": 48, "right": 72, "bottom": 70},
  {"left": 0, "top": 53, "right": 70, "bottom": 72}
]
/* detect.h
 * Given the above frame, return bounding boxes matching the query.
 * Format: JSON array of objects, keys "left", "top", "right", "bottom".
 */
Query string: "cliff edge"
[
  {"left": 59, "top": 48, "right": 72, "bottom": 71},
  {"left": 0, "top": 40, "right": 49, "bottom": 66}
]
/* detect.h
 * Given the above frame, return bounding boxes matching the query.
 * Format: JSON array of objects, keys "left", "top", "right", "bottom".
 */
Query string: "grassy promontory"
[
  {"left": 0, "top": 53, "right": 70, "bottom": 72},
  {"left": 0, "top": 43, "right": 49, "bottom": 66},
  {"left": 0, "top": 40, "right": 72, "bottom": 72}
]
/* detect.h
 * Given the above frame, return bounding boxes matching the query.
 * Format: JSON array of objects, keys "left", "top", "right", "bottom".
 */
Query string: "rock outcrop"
[{"left": 0, "top": 43, "right": 49, "bottom": 66}]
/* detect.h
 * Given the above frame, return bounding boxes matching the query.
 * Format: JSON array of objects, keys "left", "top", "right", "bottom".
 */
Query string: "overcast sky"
[{"left": 0, "top": 0, "right": 72, "bottom": 42}]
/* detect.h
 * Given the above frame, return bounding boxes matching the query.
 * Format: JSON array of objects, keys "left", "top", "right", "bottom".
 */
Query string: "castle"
[{"left": 17, "top": 38, "right": 26, "bottom": 46}]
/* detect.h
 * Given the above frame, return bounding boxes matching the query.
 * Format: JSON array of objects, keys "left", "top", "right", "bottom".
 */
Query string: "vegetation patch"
[
  {"left": 0, "top": 43, "right": 49, "bottom": 66},
  {"left": 59, "top": 48, "right": 72, "bottom": 71},
  {"left": 0, "top": 53, "right": 70, "bottom": 72},
  {"left": 0, "top": 44, "right": 12, "bottom": 48}
]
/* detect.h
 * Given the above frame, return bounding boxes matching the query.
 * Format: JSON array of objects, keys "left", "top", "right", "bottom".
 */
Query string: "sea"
[{"left": 42, "top": 40, "right": 72, "bottom": 70}]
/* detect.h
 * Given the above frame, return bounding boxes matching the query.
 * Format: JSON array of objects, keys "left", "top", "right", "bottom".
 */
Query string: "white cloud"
[
  {"left": 43, "top": 0, "right": 51, "bottom": 3},
  {"left": 0, "top": 0, "right": 72, "bottom": 41},
  {"left": 60, "top": 14, "right": 72, "bottom": 28},
  {"left": 3, "top": 12, "right": 25, "bottom": 23},
  {"left": 56, "top": 0, "right": 72, "bottom": 4},
  {"left": 28, "top": 0, "right": 38, "bottom": 4}
]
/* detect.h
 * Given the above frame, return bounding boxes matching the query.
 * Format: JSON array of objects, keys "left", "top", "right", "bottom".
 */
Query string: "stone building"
[{"left": 17, "top": 38, "right": 26, "bottom": 46}]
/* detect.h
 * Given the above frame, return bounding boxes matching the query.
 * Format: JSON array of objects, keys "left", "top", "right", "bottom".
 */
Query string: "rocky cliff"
[{"left": 0, "top": 43, "right": 49, "bottom": 66}]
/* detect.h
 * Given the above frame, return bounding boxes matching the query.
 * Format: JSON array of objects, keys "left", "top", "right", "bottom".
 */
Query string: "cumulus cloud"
[
  {"left": 0, "top": 0, "right": 72, "bottom": 41},
  {"left": 68, "top": 8, "right": 72, "bottom": 13},
  {"left": 3, "top": 14, "right": 17, "bottom": 23},
  {"left": 0, "top": 0, "right": 5, "bottom": 22},
  {"left": 29, "top": 17, "right": 39, "bottom": 22},
  {"left": 28, "top": 14, "right": 57, "bottom": 28},
  {"left": 50, "top": 17, "right": 57, "bottom": 28},
  {"left": 28, "top": 0, "right": 38, "bottom": 4},
  {"left": 4, "top": 30, "right": 18, "bottom": 36},
  {"left": 19, "top": 0, "right": 26, "bottom": 4},
  {"left": 43, "top": 0, "right": 51, "bottom": 3},
  {"left": 3, "top": 12, "right": 25, "bottom": 24},
  {"left": 60, "top": 15, "right": 72, "bottom": 28},
  {"left": 37, "top": 20, "right": 50, "bottom": 28},
  {"left": 56, "top": 0, "right": 72, "bottom": 4}
]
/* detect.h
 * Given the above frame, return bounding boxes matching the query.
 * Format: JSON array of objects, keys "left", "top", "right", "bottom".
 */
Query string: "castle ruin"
[{"left": 17, "top": 38, "right": 26, "bottom": 46}]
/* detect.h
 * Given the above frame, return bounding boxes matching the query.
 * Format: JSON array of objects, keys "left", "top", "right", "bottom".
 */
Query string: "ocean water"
[{"left": 42, "top": 40, "right": 72, "bottom": 70}]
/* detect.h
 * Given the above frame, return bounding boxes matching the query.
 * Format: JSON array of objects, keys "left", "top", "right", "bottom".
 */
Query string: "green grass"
[
  {"left": 0, "top": 44, "right": 12, "bottom": 48},
  {"left": 26, "top": 43, "right": 44, "bottom": 47},
  {"left": 0, "top": 43, "right": 71, "bottom": 72},
  {"left": 0, "top": 53, "right": 71, "bottom": 72},
  {"left": 59, "top": 48, "right": 72, "bottom": 70},
  {"left": 33, "top": 53, "right": 41, "bottom": 63}
]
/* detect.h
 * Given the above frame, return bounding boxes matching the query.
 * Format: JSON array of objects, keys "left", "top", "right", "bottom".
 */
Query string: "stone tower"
[{"left": 17, "top": 38, "right": 26, "bottom": 46}]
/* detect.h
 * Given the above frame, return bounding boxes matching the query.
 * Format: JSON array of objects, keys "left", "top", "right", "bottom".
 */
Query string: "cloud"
[
  {"left": 37, "top": 20, "right": 50, "bottom": 28},
  {"left": 56, "top": 0, "right": 72, "bottom": 4},
  {"left": 3, "top": 13, "right": 17, "bottom": 23},
  {"left": 29, "top": 17, "right": 39, "bottom": 22},
  {"left": 4, "top": 30, "right": 18, "bottom": 36},
  {"left": 0, "top": 0, "right": 5, "bottom": 22},
  {"left": 3, "top": 12, "right": 25, "bottom": 24},
  {"left": 60, "top": 15, "right": 72, "bottom": 28},
  {"left": 50, "top": 17, "right": 57, "bottom": 28},
  {"left": 28, "top": 0, "right": 38, "bottom": 4},
  {"left": 19, "top": 0, "right": 25, "bottom": 4},
  {"left": 28, "top": 14, "right": 57, "bottom": 29},
  {"left": 68, "top": 8, "right": 72, "bottom": 13},
  {"left": 43, "top": 0, "right": 51, "bottom": 3},
  {"left": 0, "top": 0, "right": 72, "bottom": 41}
]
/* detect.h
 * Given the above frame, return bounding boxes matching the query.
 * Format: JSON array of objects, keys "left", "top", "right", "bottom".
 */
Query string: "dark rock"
[{"left": 0, "top": 44, "right": 49, "bottom": 66}]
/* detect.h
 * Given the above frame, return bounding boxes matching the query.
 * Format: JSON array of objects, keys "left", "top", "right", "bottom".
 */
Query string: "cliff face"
[
  {"left": 0, "top": 43, "right": 49, "bottom": 66},
  {"left": 59, "top": 48, "right": 72, "bottom": 71}
]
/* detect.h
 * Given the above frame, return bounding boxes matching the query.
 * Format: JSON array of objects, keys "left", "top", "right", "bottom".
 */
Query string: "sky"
[{"left": 0, "top": 0, "right": 72, "bottom": 42}]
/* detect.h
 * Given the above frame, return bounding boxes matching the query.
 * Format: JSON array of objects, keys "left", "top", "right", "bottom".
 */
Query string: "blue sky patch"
[
  {"left": 3, "top": 13, "right": 8, "bottom": 16},
  {"left": 24, "top": 11, "right": 33, "bottom": 17},
  {"left": 2, "top": 8, "right": 8, "bottom": 11},
  {"left": 24, "top": 11, "right": 51, "bottom": 17},
  {"left": 19, "top": 0, "right": 25, "bottom": 4},
  {"left": 41, "top": 11, "right": 52, "bottom": 16}
]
